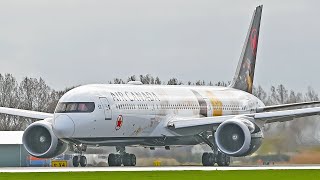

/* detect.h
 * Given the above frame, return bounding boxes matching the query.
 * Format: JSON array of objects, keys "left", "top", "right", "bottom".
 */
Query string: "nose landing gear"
[
  {"left": 72, "top": 144, "right": 87, "bottom": 167},
  {"left": 72, "top": 155, "right": 87, "bottom": 167}
]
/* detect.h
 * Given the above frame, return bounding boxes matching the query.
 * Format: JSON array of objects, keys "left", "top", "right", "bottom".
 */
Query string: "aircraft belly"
[{"left": 65, "top": 135, "right": 203, "bottom": 147}]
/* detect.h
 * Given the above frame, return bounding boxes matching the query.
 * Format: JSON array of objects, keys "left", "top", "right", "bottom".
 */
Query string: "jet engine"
[
  {"left": 22, "top": 119, "right": 68, "bottom": 158},
  {"left": 215, "top": 117, "right": 262, "bottom": 157}
]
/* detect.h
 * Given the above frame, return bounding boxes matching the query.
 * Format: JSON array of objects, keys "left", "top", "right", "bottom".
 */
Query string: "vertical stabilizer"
[{"left": 230, "top": 5, "right": 263, "bottom": 93}]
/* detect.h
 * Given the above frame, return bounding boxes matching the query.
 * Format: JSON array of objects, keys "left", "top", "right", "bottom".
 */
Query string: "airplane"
[{"left": 1, "top": 5, "right": 320, "bottom": 167}]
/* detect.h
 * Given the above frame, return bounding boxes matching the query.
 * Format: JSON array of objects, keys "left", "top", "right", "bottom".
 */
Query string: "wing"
[
  {"left": 256, "top": 101, "right": 320, "bottom": 113},
  {"left": 168, "top": 107, "right": 320, "bottom": 130},
  {"left": 0, "top": 107, "right": 53, "bottom": 119},
  {"left": 254, "top": 106, "right": 320, "bottom": 123}
]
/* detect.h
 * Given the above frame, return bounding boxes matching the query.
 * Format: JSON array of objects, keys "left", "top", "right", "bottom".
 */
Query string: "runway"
[{"left": 1, "top": 166, "right": 320, "bottom": 173}]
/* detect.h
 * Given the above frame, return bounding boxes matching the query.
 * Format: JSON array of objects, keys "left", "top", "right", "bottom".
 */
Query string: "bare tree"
[
  {"left": 154, "top": 77, "right": 161, "bottom": 85},
  {"left": 139, "top": 74, "right": 156, "bottom": 84},
  {"left": 113, "top": 78, "right": 125, "bottom": 84},
  {"left": 127, "top": 75, "right": 137, "bottom": 82},
  {"left": 215, "top": 81, "right": 229, "bottom": 87},
  {"left": 305, "top": 86, "right": 319, "bottom": 101},
  {"left": 253, "top": 85, "right": 267, "bottom": 104},
  {"left": 195, "top": 80, "right": 205, "bottom": 86},
  {"left": 167, "top": 78, "right": 183, "bottom": 85},
  {"left": 33, "top": 78, "right": 52, "bottom": 112},
  {"left": 277, "top": 84, "right": 289, "bottom": 104},
  {"left": 0, "top": 74, "right": 23, "bottom": 130}
]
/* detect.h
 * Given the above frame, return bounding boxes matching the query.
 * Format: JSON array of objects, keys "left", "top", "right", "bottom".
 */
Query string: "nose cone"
[{"left": 53, "top": 114, "right": 75, "bottom": 138}]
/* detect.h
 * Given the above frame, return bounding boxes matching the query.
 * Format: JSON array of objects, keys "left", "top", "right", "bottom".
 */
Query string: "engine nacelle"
[
  {"left": 22, "top": 119, "right": 68, "bottom": 158},
  {"left": 215, "top": 118, "right": 262, "bottom": 157}
]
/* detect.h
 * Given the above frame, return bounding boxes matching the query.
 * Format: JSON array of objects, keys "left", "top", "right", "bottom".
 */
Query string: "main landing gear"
[
  {"left": 72, "top": 144, "right": 88, "bottom": 167},
  {"left": 108, "top": 153, "right": 136, "bottom": 166},
  {"left": 198, "top": 132, "right": 231, "bottom": 166},
  {"left": 202, "top": 151, "right": 231, "bottom": 166},
  {"left": 108, "top": 146, "right": 136, "bottom": 166}
]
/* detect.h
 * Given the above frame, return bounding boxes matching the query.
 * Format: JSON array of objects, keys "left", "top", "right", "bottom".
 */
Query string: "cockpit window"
[
  {"left": 55, "top": 102, "right": 95, "bottom": 113},
  {"left": 66, "top": 103, "right": 78, "bottom": 112}
]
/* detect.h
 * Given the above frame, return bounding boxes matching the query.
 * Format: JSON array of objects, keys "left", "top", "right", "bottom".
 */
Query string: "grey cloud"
[{"left": 0, "top": 0, "right": 319, "bottom": 93}]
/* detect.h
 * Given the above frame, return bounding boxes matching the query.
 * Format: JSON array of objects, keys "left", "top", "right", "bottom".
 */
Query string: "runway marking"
[{"left": 1, "top": 166, "right": 320, "bottom": 173}]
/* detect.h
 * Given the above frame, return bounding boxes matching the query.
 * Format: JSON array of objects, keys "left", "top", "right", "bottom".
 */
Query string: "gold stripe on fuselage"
[{"left": 206, "top": 91, "right": 223, "bottom": 116}]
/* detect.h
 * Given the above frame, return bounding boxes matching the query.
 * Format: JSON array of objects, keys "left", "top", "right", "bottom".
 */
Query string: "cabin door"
[
  {"left": 99, "top": 97, "right": 112, "bottom": 120},
  {"left": 204, "top": 98, "right": 213, "bottom": 117}
]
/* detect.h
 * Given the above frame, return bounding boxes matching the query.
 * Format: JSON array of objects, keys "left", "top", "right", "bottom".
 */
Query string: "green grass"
[{"left": 0, "top": 170, "right": 320, "bottom": 180}]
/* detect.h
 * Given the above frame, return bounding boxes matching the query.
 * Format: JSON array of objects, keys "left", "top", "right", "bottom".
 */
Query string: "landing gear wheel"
[
  {"left": 130, "top": 154, "right": 136, "bottom": 166},
  {"left": 109, "top": 151, "right": 137, "bottom": 167},
  {"left": 209, "top": 153, "right": 215, "bottom": 166},
  {"left": 80, "top": 156, "right": 87, "bottom": 167},
  {"left": 122, "top": 153, "right": 131, "bottom": 166},
  {"left": 217, "top": 152, "right": 230, "bottom": 166},
  {"left": 72, "top": 156, "right": 79, "bottom": 167},
  {"left": 217, "top": 152, "right": 225, "bottom": 166},
  {"left": 225, "top": 156, "right": 231, "bottom": 166},
  {"left": 108, "top": 154, "right": 116, "bottom": 166},
  {"left": 114, "top": 154, "right": 122, "bottom": 166},
  {"left": 202, "top": 152, "right": 209, "bottom": 166},
  {"left": 202, "top": 152, "right": 215, "bottom": 166},
  {"left": 122, "top": 153, "right": 137, "bottom": 166}
]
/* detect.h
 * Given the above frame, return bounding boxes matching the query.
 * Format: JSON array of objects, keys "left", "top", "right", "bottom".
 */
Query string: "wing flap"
[
  {"left": 168, "top": 115, "right": 236, "bottom": 129},
  {"left": 0, "top": 107, "right": 53, "bottom": 119}
]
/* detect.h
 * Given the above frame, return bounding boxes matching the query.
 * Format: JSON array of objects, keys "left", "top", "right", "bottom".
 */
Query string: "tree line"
[{"left": 0, "top": 74, "right": 65, "bottom": 130}]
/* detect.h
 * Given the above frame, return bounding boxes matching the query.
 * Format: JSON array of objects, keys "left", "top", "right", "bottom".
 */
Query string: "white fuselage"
[{"left": 52, "top": 84, "right": 264, "bottom": 146}]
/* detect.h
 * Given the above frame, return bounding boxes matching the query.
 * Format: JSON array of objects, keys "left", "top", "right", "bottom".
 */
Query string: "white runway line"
[{"left": 1, "top": 166, "right": 320, "bottom": 173}]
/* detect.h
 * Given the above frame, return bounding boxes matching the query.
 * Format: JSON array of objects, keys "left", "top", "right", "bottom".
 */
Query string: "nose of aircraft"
[{"left": 53, "top": 114, "right": 75, "bottom": 138}]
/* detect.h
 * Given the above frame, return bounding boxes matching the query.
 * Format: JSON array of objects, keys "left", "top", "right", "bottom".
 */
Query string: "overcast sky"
[{"left": 0, "top": 0, "right": 319, "bottom": 92}]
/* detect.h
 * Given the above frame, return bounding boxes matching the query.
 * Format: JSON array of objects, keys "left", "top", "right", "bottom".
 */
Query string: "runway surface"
[{"left": 1, "top": 166, "right": 320, "bottom": 173}]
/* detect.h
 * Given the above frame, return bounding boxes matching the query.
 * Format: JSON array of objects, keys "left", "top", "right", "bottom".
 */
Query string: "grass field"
[{"left": 0, "top": 170, "right": 320, "bottom": 180}]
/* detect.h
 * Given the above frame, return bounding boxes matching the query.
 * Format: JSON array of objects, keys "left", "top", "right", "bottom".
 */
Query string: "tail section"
[{"left": 230, "top": 5, "right": 263, "bottom": 93}]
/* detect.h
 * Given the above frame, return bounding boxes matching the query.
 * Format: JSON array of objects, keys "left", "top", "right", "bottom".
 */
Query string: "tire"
[
  {"left": 80, "top": 156, "right": 87, "bottom": 167},
  {"left": 108, "top": 154, "right": 115, "bottom": 166},
  {"left": 217, "top": 152, "right": 226, "bottom": 166},
  {"left": 130, "top": 154, "right": 136, "bottom": 166},
  {"left": 208, "top": 153, "right": 215, "bottom": 166},
  {"left": 115, "top": 154, "right": 122, "bottom": 166},
  {"left": 225, "top": 156, "right": 231, "bottom": 166},
  {"left": 122, "top": 153, "right": 131, "bottom": 166},
  {"left": 72, "top": 156, "right": 79, "bottom": 167},
  {"left": 202, "top": 152, "right": 210, "bottom": 166}
]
